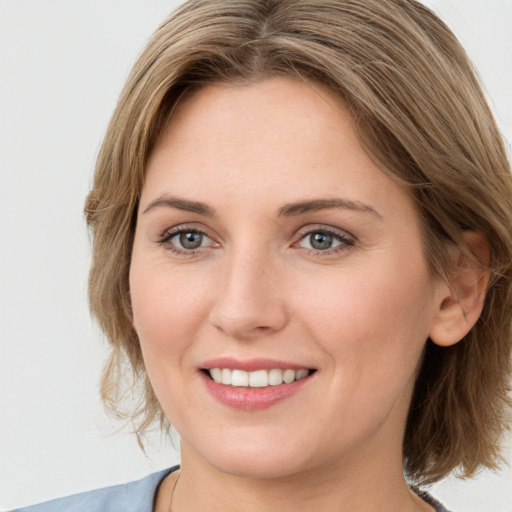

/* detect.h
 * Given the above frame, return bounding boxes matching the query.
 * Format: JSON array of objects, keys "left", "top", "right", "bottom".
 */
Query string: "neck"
[{"left": 169, "top": 441, "right": 430, "bottom": 512}]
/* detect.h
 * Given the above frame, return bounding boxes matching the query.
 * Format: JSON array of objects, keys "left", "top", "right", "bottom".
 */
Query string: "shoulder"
[{"left": 9, "top": 466, "right": 178, "bottom": 512}]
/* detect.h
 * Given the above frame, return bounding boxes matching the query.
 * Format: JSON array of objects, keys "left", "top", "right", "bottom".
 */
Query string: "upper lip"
[{"left": 200, "top": 357, "right": 314, "bottom": 372}]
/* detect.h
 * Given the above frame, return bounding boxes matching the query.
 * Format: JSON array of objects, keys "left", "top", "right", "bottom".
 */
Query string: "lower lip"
[{"left": 201, "top": 372, "right": 313, "bottom": 411}]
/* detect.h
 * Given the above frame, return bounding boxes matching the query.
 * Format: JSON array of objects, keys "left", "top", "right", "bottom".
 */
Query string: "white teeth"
[
  {"left": 208, "top": 368, "right": 311, "bottom": 387},
  {"left": 282, "top": 369, "right": 296, "bottom": 384},
  {"left": 221, "top": 368, "right": 232, "bottom": 385},
  {"left": 296, "top": 368, "right": 309, "bottom": 380},
  {"left": 249, "top": 369, "right": 268, "bottom": 387},
  {"left": 268, "top": 368, "right": 283, "bottom": 385},
  {"left": 210, "top": 367, "right": 222, "bottom": 383},
  {"left": 231, "top": 369, "right": 249, "bottom": 387}
]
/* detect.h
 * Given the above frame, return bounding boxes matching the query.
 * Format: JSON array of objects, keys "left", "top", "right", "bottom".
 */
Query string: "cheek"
[
  {"left": 129, "top": 258, "right": 217, "bottom": 425},
  {"left": 297, "top": 257, "right": 434, "bottom": 375},
  {"left": 129, "top": 256, "right": 212, "bottom": 370}
]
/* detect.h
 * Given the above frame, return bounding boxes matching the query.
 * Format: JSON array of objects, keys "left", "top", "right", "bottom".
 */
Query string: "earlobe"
[{"left": 429, "top": 231, "right": 490, "bottom": 347}]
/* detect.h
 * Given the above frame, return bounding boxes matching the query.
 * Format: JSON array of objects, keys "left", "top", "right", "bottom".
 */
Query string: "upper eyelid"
[
  {"left": 294, "top": 224, "right": 356, "bottom": 241},
  {"left": 159, "top": 223, "right": 211, "bottom": 239}
]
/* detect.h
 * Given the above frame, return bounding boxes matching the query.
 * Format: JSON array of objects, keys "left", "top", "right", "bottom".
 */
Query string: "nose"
[{"left": 208, "top": 248, "right": 288, "bottom": 340}]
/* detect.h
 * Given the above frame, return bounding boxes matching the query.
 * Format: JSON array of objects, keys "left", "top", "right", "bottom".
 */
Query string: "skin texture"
[{"left": 129, "top": 77, "right": 455, "bottom": 511}]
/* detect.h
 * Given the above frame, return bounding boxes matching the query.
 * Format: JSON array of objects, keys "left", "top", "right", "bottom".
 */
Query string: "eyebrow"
[
  {"left": 142, "top": 195, "right": 382, "bottom": 220},
  {"left": 142, "top": 195, "right": 216, "bottom": 216},
  {"left": 278, "top": 198, "right": 383, "bottom": 220}
]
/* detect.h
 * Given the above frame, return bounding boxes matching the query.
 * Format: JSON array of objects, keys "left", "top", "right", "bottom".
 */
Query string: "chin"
[
  {"left": 182, "top": 428, "right": 318, "bottom": 480},
  {"left": 212, "top": 452, "right": 313, "bottom": 480}
]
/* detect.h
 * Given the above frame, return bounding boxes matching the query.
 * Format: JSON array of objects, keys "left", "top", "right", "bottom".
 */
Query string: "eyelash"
[
  {"left": 157, "top": 225, "right": 215, "bottom": 256},
  {"left": 293, "top": 226, "right": 355, "bottom": 257},
  {"left": 157, "top": 225, "right": 355, "bottom": 257}
]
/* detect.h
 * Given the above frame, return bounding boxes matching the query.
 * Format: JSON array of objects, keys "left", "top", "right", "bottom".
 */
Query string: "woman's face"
[{"left": 130, "top": 77, "right": 446, "bottom": 479}]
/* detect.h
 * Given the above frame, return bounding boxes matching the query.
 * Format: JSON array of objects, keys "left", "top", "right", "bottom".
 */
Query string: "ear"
[{"left": 429, "top": 231, "right": 490, "bottom": 347}]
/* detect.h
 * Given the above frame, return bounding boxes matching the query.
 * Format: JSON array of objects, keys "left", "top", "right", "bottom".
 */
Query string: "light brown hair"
[{"left": 85, "top": 0, "right": 512, "bottom": 483}]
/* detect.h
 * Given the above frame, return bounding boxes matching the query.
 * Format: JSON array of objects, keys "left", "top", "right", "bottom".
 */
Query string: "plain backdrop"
[{"left": 1, "top": 0, "right": 511, "bottom": 510}]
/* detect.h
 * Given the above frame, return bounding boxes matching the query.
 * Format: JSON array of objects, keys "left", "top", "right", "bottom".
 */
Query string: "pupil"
[
  {"left": 310, "top": 232, "right": 332, "bottom": 250},
  {"left": 180, "top": 232, "right": 202, "bottom": 249}
]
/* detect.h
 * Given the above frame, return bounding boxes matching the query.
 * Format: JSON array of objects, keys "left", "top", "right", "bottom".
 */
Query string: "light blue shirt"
[
  {"left": 10, "top": 466, "right": 450, "bottom": 512},
  {"left": 10, "top": 467, "right": 176, "bottom": 512}
]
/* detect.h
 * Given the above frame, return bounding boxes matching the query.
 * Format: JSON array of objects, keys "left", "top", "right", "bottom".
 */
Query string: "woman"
[{"left": 11, "top": 0, "right": 511, "bottom": 511}]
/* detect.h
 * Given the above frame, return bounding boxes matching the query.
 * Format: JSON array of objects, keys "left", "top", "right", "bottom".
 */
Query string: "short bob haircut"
[{"left": 85, "top": 0, "right": 512, "bottom": 484}]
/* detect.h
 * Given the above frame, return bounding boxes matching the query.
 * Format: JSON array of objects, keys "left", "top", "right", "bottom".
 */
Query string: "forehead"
[
  {"left": 143, "top": 77, "right": 414, "bottom": 224},
  {"left": 149, "top": 77, "right": 354, "bottom": 165}
]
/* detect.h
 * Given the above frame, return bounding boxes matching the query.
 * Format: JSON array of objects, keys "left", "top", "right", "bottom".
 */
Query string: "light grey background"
[{"left": 1, "top": 1, "right": 511, "bottom": 509}]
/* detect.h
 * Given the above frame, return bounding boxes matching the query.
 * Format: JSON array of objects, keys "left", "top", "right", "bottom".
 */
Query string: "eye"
[
  {"left": 302, "top": 231, "right": 339, "bottom": 250},
  {"left": 175, "top": 231, "right": 205, "bottom": 250},
  {"left": 296, "top": 227, "right": 354, "bottom": 253},
  {"left": 158, "top": 227, "right": 216, "bottom": 254}
]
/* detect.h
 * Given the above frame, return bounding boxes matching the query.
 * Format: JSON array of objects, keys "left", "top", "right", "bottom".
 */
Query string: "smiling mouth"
[{"left": 203, "top": 368, "right": 316, "bottom": 388}]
